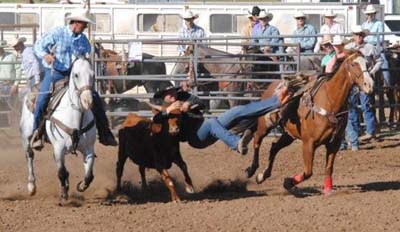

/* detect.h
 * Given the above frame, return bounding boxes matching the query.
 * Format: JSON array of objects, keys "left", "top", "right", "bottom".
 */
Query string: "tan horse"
[{"left": 246, "top": 51, "right": 374, "bottom": 195}]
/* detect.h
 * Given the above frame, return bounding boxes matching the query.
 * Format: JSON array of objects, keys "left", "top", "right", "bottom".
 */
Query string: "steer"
[{"left": 116, "top": 105, "right": 194, "bottom": 202}]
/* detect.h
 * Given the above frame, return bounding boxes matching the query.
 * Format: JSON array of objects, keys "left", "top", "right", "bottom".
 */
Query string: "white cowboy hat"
[
  {"left": 364, "top": 5, "right": 378, "bottom": 14},
  {"left": 0, "top": 40, "right": 7, "bottom": 48},
  {"left": 351, "top": 25, "right": 370, "bottom": 35},
  {"left": 256, "top": 10, "right": 273, "bottom": 21},
  {"left": 331, "top": 35, "right": 348, "bottom": 45},
  {"left": 9, "top": 37, "right": 26, "bottom": 47},
  {"left": 324, "top": 9, "right": 336, "bottom": 18},
  {"left": 293, "top": 11, "right": 307, "bottom": 19},
  {"left": 66, "top": 9, "right": 95, "bottom": 24},
  {"left": 181, "top": 10, "right": 199, "bottom": 20}
]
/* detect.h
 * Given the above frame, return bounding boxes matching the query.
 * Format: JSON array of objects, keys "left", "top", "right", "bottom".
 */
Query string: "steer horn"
[{"left": 146, "top": 102, "right": 163, "bottom": 112}]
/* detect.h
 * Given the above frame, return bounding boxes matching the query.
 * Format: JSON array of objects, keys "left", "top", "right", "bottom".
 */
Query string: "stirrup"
[{"left": 30, "top": 130, "right": 44, "bottom": 151}]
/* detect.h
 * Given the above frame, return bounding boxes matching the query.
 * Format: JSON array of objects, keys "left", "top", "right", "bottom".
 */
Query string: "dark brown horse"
[
  {"left": 246, "top": 51, "right": 374, "bottom": 195},
  {"left": 173, "top": 45, "right": 279, "bottom": 108}
]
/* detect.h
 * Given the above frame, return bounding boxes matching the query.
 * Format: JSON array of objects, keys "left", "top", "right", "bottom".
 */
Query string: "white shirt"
[{"left": 314, "top": 21, "right": 344, "bottom": 53}]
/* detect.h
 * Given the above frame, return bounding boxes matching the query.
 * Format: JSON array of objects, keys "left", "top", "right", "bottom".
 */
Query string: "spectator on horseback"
[
  {"left": 177, "top": 10, "right": 205, "bottom": 55},
  {"left": 314, "top": 9, "right": 344, "bottom": 53},
  {"left": 10, "top": 37, "right": 43, "bottom": 89},
  {"left": 31, "top": 9, "right": 117, "bottom": 150},
  {"left": 343, "top": 25, "right": 382, "bottom": 148},
  {"left": 152, "top": 84, "right": 292, "bottom": 155},
  {"left": 0, "top": 40, "right": 21, "bottom": 98},
  {"left": 251, "top": 10, "right": 283, "bottom": 55},
  {"left": 291, "top": 11, "right": 317, "bottom": 53},
  {"left": 242, "top": 6, "right": 261, "bottom": 40}
]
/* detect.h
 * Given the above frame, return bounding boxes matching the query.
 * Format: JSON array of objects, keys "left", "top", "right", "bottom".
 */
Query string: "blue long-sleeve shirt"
[
  {"left": 292, "top": 24, "right": 317, "bottom": 53},
  {"left": 34, "top": 25, "right": 91, "bottom": 72},
  {"left": 362, "top": 19, "right": 384, "bottom": 47},
  {"left": 252, "top": 23, "right": 284, "bottom": 53}
]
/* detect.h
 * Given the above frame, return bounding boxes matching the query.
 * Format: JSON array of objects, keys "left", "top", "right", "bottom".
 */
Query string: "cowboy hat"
[
  {"left": 181, "top": 10, "right": 199, "bottom": 20},
  {"left": 293, "top": 11, "right": 307, "bottom": 19},
  {"left": 331, "top": 35, "right": 348, "bottom": 45},
  {"left": 257, "top": 10, "right": 273, "bottom": 21},
  {"left": 320, "top": 34, "right": 333, "bottom": 45},
  {"left": 364, "top": 5, "right": 378, "bottom": 14},
  {"left": 324, "top": 9, "right": 336, "bottom": 18},
  {"left": 66, "top": 9, "right": 95, "bottom": 24},
  {"left": 153, "top": 86, "right": 181, "bottom": 99},
  {"left": 9, "top": 37, "right": 26, "bottom": 47},
  {"left": 351, "top": 25, "right": 370, "bottom": 35},
  {"left": 0, "top": 40, "right": 7, "bottom": 48},
  {"left": 248, "top": 6, "right": 261, "bottom": 17}
]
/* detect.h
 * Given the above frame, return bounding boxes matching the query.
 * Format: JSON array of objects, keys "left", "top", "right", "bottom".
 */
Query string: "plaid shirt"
[
  {"left": 34, "top": 25, "right": 91, "bottom": 71},
  {"left": 177, "top": 24, "right": 205, "bottom": 54}
]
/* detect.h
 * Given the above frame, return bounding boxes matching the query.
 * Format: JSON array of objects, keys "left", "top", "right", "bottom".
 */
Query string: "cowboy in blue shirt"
[
  {"left": 31, "top": 9, "right": 117, "bottom": 150},
  {"left": 292, "top": 11, "right": 317, "bottom": 53}
]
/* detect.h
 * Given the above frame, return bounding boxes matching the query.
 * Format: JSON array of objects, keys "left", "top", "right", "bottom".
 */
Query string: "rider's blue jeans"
[
  {"left": 195, "top": 95, "right": 281, "bottom": 150},
  {"left": 33, "top": 68, "right": 106, "bottom": 132},
  {"left": 360, "top": 91, "right": 376, "bottom": 135}
]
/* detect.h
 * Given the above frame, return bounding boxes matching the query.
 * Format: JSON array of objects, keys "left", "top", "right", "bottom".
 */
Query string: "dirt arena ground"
[{"left": 0, "top": 127, "right": 400, "bottom": 232}]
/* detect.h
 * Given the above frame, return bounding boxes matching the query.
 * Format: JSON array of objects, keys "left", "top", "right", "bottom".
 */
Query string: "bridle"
[{"left": 69, "top": 57, "right": 94, "bottom": 111}]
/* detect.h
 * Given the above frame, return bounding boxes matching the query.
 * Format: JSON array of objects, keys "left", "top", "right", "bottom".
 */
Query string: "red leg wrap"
[
  {"left": 293, "top": 173, "right": 304, "bottom": 185},
  {"left": 324, "top": 177, "right": 333, "bottom": 193}
]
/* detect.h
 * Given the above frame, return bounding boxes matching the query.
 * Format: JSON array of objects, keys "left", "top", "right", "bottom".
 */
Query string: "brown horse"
[{"left": 246, "top": 51, "right": 374, "bottom": 195}]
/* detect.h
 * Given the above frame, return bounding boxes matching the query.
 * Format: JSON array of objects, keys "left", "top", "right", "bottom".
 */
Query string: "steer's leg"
[
  {"left": 116, "top": 135, "right": 128, "bottom": 191},
  {"left": 159, "top": 169, "right": 180, "bottom": 202},
  {"left": 174, "top": 151, "right": 195, "bottom": 194},
  {"left": 139, "top": 165, "right": 147, "bottom": 191}
]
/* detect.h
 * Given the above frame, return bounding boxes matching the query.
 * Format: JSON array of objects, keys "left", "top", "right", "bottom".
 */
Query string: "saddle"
[{"left": 25, "top": 78, "right": 69, "bottom": 114}]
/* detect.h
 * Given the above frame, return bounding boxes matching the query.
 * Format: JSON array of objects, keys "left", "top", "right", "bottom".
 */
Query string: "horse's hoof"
[
  {"left": 185, "top": 185, "right": 195, "bottom": 194},
  {"left": 27, "top": 182, "right": 36, "bottom": 196},
  {"left": 76, "top": 181, "right": 88, "bottom": 192},
  {"left": 255, "top": 173, "right": 266, "bottom": 184},
  {"left": 58, "top": 198, "right": 68, "bottom": 207},
  {"left": 283, "top": 177, "right": 295, "bottom": 191},
  {"left": 324, "top": 189, "right": 334, "bottom": 196},
  {"left": 245, "top": 166, "right": 257, "bottom": 178}
]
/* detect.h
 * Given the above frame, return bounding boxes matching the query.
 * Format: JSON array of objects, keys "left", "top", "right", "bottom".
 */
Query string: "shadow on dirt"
[
  {"left": 336, "top": 181, "right": 400, "bottom": 193},
  {"left": 103, "top": 178, "right": 266, "bottom": 205}
]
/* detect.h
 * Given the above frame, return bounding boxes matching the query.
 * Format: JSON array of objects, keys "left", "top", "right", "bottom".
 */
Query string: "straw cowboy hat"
[
  {"left": 248, "top": 6, "right": 261, "bottom": 17},
  {"left": 320, "top": 34, "right": 333, "bottom": 46},
  {"left": 9, "top": 37, "right": 26, "bottom": 47},
  {"left": 0, "top": 40, "right": 7, "bottom": 48},
  {"left": 181, "top": 10, "right": 199, "bottom": 20},
  {"left": 66, "top": 9, "right": 95, "bottom": 24},
  {"left": 351, "top": 25, "right": 370, "bottom": 35},
  {"left": 364, "top": 5, "right": 378, "bottom": 14},
  {"left": 257, "top": 10, "right": 273, "bottom": 21},
  {"left": 324, "top": 9, "right": 336, "bottom": 18},
  {"left": 293, "top": 11, "right": 307, "bottom": 19},
  {"left": 331, "top": 35, "right": 348, "bottom": 45}
]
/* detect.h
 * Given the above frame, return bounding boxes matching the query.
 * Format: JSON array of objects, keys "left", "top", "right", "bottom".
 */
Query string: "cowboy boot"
[
  {"left": 91, "top": 97, "right": 118, "bottom": 146},
  {"left": 30, "top": 120, "right": 45, "bottom": 151}
]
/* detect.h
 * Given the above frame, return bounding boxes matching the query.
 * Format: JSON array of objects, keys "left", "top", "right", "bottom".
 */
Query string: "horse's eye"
[{"left": 74, "top": 73, "right": 78, "bottom": 78}]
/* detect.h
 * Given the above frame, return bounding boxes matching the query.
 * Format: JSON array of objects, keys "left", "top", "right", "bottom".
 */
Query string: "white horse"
[{"left": 20, "top": 57, "right": 96, "bottom": 203}]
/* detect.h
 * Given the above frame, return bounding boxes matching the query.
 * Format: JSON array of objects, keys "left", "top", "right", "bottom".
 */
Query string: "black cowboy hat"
[
  {"left": 248, "top": 6, "right": 261, "bottom": 17},
  {"left": 153, "top": 86, "right": 181, "bottom": 99}
]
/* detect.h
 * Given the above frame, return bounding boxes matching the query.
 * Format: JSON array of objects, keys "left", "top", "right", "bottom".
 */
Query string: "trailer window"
[
  {"left": 138, "top": 14, "right": 180, "bottom": 32},
  {"left": 93, "top": 13, "right": 111, "bottom": 33},
  {"left": 0, "top": 12, "right": 16, "bottom": 31},
  {"left": 210, "top": 14, "right": 246, "bottom": 33}
]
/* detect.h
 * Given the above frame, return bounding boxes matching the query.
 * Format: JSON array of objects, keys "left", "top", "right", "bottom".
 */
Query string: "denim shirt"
[
  {"left": 292, "top": 24, "right": 318, "bottom": 53},
  {"left": 252, "top": 23, "right": 284, "bottom": 53},
  {"left": 362, "top": 19, "right": 384, "bottom": 46},
  {"left": 34, "top": 25, "right": 91, "bottom": 71}
]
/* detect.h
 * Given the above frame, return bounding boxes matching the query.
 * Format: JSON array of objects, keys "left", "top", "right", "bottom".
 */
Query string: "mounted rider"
[{"left": 31, "top": 9, "right": 117, "bottom": 150}]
